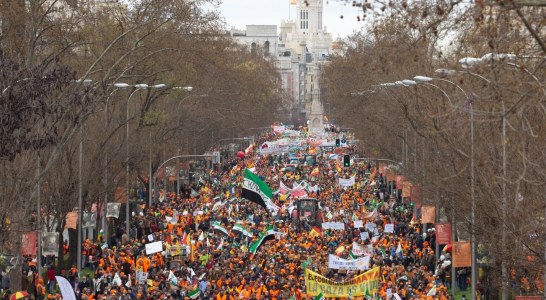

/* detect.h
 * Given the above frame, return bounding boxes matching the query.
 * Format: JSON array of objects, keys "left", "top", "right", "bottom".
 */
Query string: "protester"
[{"left": 33, "top": 125, "right": 454, "bottom": 300}]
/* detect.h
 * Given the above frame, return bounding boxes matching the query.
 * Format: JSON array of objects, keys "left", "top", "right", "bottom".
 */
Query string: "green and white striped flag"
[
  {"left": 315, "top": 292, "right": 325, "bottom": 300},
  {"left": 349, "top": 251, "right": 358, "bottom": 260},
  {"left": 233, "top": 221, "right": 254, "bottom": 237},
  {"left": 212, "top": 221, "right": 230, "bottom": 236},
  {"left": 188, "top": 287, "right": 201, "bottom": 299},
  {"left": 241, "top": 168, "right": 279, "bottom": 214},
  {"left": 168, "top": 271, "right": 178, "bottom": 286},
  {"left": 300, "top": 257, "right": 312, "bottom": 269},
  {"left": 249, "top": 225, "right": 275, "bottom": 254}
]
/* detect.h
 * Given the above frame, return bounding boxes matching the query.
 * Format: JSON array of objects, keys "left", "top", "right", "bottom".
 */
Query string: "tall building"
[{"left": 230, "top": 0, "right": 332, "bottom": 127}]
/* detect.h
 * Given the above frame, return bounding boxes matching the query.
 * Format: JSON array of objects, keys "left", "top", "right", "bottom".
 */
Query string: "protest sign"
[
  {"left": 305, "top": 267, "right": 380, "bottom": 297},
  {"left": 145, "top": 241, "right": 163, "bottom": 255},
  {"left": 354, "top": 220, "right": 363, "bottom": 228},
  {"left": 42, "top": 232, "right": 59, "bottom": 256},
  {"left": 384, "top": 223, "right": 394, "bottom": 233},
  {"left": 338, "top": 176, "right": 356, "bottom": 187},
  {"left": 322, "top": 222, "right": 345, "bottom": 230},
  {"left": 106, "top": 203, "right": 121, "bottom": 218},
  {"left": 360, "top": 232, "right": 369, "bottom": 241},
  {"left": 328, "top": 254, "right": 370, "bottom": 271}
]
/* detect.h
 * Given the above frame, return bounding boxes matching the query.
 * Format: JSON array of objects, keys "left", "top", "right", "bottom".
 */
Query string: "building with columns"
[{"left": 230, "top": 0, "right": 332, "bottom": 127}]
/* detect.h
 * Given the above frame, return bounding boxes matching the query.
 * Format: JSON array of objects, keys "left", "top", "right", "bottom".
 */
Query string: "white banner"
[
  {"left": 384, "top": 223, "right": 395, "bottom": 233},
  {"left": 338, "top": 176, "right": 356, "bottom": 187},
  {"left": 352, "top": 242, "right": 374, "bottom": 256},
  {"left": 328, "top": 254, "right": 370, "bottom": 271},
  {"left": 145, "top": 241, "right": 163, "bottom": 255},
  {"left": 322, "top": 222, "right": 345, "bottom": 230},
  {"left": 42, "top": 232, "right": 59, "bottom": 256},
  {"left": 354, "top": 220, "right": 363, "bottom": 228},
  {"left": 55, "top": 276, "right": 77, "bottom": 300},
  {"left": 258, "top": 142, "right": 290, "bottom": 155},
  {"left": 106, "top": 203, "right": 121, "bottom": 218}
]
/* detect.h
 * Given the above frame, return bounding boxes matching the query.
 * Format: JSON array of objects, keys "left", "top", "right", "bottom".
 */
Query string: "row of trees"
[
  {"left": 323, "top": 0, "right": 544, "bottom": 299},
  {"left": 0, "top": 0, "right": 284, "bottom": 290}
]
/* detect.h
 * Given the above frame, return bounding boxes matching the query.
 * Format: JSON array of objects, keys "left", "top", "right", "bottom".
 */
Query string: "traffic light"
[
  {"left": 335, "top": 138, "right": 340, "bottom": 147},
  {"left": 343, "top": 155, "right": 350, "bottom": 167}
]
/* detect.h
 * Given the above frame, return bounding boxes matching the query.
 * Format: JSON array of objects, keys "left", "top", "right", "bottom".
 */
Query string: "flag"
[
  {"left": 288, "top": 293, "right": 296, "bottom": 300},
  {"left": 233, "top": 221, "right": 254, "bottom": 238},
  {"left": 198, "top": 231, "right": 204, "bottom": 241},
  {"left": 168, "top": 271, "right": 178, "bottom": 286},
  {"left": 349, "top": 251, "right": 357, "bottom": 260},
  {"left": 290, "top": 0, "right": 297, "bottom": 5},
  {"left": 242, "top": 168, "right": 279, "bottom": 214},
  {"left": 190, "top": 189, "right": 199, "bottom": 197},
  {"left": 249, "top": 225, "right": 275, "bottom": 254},
  {"left": 212, "top": 221, "right": 230, "bottom": 236},
  {"left": 301, "top": 257, "right": 312, "bottom": 269},
  {"left": 315, "top": 292, "right": 325, "bottom": 300},
  {"left": 310, "top": 167, "right": 320, "bottom": 177},
  {"left": 309, "top": 226, "right": 321, "bottom": 237},
  {"left": 396, "top": 242, "right": 403, "bottom": 255},
  {"left": 125, "top": 274, "right": 131, "bottom": 288},
  {"left": 188, "top": 287, "right": 200, "bottom": 299},
  {"left": 427, "top": 285, "right": 437, "bottom": 296},
  {"left": 335, "top": 245, "right": 345, "bottom": 256}
]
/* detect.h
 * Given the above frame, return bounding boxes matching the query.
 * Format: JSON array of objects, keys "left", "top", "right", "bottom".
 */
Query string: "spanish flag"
[
  {"left": 310, "top": 167, "right": 320, "bottom": 177},
  {"left": 309, "top": 226, "right": 321, "bottom": 237}
]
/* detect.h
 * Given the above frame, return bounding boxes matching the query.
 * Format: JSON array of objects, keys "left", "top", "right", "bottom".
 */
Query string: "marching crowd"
[{"left": 20, "top": 127, "right": 460, "bottom": 300}]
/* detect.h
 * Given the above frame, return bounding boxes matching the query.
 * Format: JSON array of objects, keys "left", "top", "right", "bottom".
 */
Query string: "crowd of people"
[{"left": 17, "top": 127, "right": 462, "bottom": 299}]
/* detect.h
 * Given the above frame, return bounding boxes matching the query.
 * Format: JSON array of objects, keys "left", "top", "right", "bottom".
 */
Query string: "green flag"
[
  {"left": 315, "top": 292, "right": 325, "bottom": 300},
  {"left": 301, "top": 257, "right": 312, "bottom": 269},
  {"left": 249, "top": 225, "right": 275, "bottom": 254},
  {"left": 242, "top": 169, "right": 279, "bottom": 214},
  {"left": 188, "top": 288, "right": 200, "bottom": 299}
]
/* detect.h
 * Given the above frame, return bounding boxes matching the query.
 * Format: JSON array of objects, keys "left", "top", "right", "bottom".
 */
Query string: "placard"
[
  {"left": 82, "top": 212, "right": 96, "bottom": 228},
  {"left": 322, "top": 222, "right": 345, "bottom": 230},
  {"left": 65, "top": 212, "right": 78, "bottom": 229},
  {"left": 384, "top": 223, "right": 394, "bottom": 233},
  {"left": 22, "top": 231, "right": 37, "bottom": 256},
  {"left": 42, "top": 232, "right": 59, "bottom": 256},
  {"left": 328, "top": 254, "right": 370, "bottom": 271},
  {"left": 360, "top": 232, "right": 369, "bottom": 241},
  {"left": 145, "top": 241, "right": 163, "bottom": 255},
  {"left": 354, "top": 220, "right": 363, "bottom": 228},
  {"left": 106, "top": 203, "right": 121, "bottom": 218}
]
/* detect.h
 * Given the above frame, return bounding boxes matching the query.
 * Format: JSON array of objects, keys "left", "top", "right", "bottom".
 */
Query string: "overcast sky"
[{"left": 218, "top": 0, "right": 365, "bottom": 39}]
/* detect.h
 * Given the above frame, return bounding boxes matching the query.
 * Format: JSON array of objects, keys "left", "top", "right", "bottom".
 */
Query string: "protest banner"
[
  {"left": 354, "top": 220, "right": 363, "bottom": 228},
  {"left": 145, "top": 241, "right": 163, "bottom": 255},
  {"left": 435, "top": 223, "right": 452, "bottom": 245},
  {"left": 82, "top": 212, "right": 96, "bottom": 228},
  {"left": 42, "top": 232, "right": 59, "bottom": 256},
  {"left": 338, "top": 176, "right": 356, "bottom": 187},
  {"left": 22, "top": 231, "right": 37, "bottom": 256},
  {"left": 322, "top": 222, "right": 345, "bottom": 230},
  {"left": 395, "top": 175, "right": 406, "bottom": 189},
  {"left": 65, "top": 212, "right": 77, "bottom": 229},
  {"left": 55, "top": 276, "right": 77, "bottom": 300},
  {"left": 352, "top": 242, "right": 373, "bottom": 256},
  {"left": 410, "top": 185, "right": 422, "bottom": 205},
  {"left": 106, "top": 203, "right": 121, "bottom": 218},
  {"left": 421, "top": 206, "right": 436, "bottom": 224},
  {"left": 384, "top": 223, "right": 394, "bottom": 233},
  {"left": 453, "top": 242, "right": 471, "bottom": 267},
  {"left": 328, "top": 254, "right": 370, "bottom": 271},
  {"left": 305, "top": 267, "right": 380, "bottom": 297}
]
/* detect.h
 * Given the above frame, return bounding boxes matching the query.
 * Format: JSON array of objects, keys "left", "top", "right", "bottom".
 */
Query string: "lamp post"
[
  {"left": 76, "top": 78, "right": 93, "bottom": 276},
  {"left": 175, "top": 92, "right": 212, "bottom": 199},
  {"left": 125, "top": 84, "right": 168, "bottom": 240},
  {"left": 456, "top": 55, "right": 545, "bottom": 300}
]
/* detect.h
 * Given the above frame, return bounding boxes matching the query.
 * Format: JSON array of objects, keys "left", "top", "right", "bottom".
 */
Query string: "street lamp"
[{"left": 175, "top": 92, "right": 209, "bottom": 198}]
